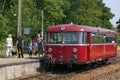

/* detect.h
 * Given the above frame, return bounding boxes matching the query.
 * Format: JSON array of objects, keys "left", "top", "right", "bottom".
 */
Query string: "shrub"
[{"left": 0, "top": 53, "right": 6, "bottom": 58}]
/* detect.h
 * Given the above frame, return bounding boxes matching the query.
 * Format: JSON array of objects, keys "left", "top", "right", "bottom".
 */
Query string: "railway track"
[{"left": 13, "top": 54, "right": 120, "bottom": 80}]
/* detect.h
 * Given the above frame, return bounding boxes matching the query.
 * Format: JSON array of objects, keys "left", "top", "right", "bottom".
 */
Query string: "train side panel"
[
  {"left": 89, "top": 44, "right": 104, "bottom": 61},
  {"left": 105, "top": 44, "right": 117, "bottom": 57},
  {"left": 88, "top": 44, "right": 117, "bottom": 62}
]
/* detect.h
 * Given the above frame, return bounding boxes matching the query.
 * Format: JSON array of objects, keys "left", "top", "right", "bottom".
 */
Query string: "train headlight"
[
  {"left": 61, "top": 26, "right": 65, "bottom": 30},
  {"left": 48, "top": 48, "right": 52, "bottom": 52},
  {"left": 73, "top": 48, "right": 77, "bottom": 53}
]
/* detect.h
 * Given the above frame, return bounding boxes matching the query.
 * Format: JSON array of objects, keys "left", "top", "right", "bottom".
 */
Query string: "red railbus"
[{"left": 43, "top": 24, "right": 117, "bottom": 66}]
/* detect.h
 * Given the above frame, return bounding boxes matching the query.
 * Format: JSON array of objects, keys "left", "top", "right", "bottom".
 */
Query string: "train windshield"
[
  {"left": 63, "top": 32, "right": 79, "bottom": 44},
  {"left": 47, "top": 32, "right": 62, "bottom": 43},
  {"left": 63, "top": 32, "right": 86, "bottom": 44},
  {"left": 47, "top": 32, "right": 86, "bottom": 44}
]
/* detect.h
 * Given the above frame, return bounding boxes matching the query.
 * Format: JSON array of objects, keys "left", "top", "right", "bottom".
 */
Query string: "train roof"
[{"left": 46, "top": 24, "right": 116, "bottom": 34}]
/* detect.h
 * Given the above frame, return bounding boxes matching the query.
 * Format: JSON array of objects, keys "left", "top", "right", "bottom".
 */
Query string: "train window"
[
  {"left": 104, "top": 34, "right": 115, "bottom": 43},
  {"left": 63, "top": 32, "right": 79, "bottom": 44},
  {"left": 92, "top": 33, "right": 97, "bottom": 43},
  {"left": 92, "top": 33, "right": 104, "bottom": 43},
  {"left": 92, "top": 33, "right": 115, "bottom": 44},
  {"left": 47, "top": 32, "right": 62, "bottom": 43},
  {"left": 79, "top": 32, "right": 87, "bottom": 44}
]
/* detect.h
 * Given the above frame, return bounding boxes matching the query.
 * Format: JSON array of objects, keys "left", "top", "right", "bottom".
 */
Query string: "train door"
[
  {"left": 87, "top": 32, "right": 91, "bottom": 62},
  {"left": 77, "top": 32, "right": 88, "bottom": 62},
  {"left": 89, "top": 33, "right": 104, "bottom": 61}
]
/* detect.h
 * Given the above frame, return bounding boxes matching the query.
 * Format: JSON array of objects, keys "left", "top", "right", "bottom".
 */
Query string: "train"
[{"left": 42, "top": 24, "right": 117, "bottom": 66}]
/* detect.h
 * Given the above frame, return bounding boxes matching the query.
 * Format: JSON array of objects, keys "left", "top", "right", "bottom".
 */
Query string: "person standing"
[
  {"left": 6, "top": 34, "right": 13, "bottom": 56},
  {"left": 16, "top": 33, "right": 24, "bottom": 58},
  {"left": 36, "top": 33, "right": 43, "bottom": 57}
]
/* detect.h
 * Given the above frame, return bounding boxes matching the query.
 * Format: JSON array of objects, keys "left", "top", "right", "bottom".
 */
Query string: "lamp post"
[
  {"left": 17, "top": 0, "right": 22, "bottom": 35},
  {"left": 41, "top": 10, "right": 44, "bottom": 39}
]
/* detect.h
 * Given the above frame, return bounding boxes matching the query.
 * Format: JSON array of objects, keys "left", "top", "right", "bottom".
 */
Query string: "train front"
[{"left": 43, "top": 24, "right": 88, "bottom": 66}]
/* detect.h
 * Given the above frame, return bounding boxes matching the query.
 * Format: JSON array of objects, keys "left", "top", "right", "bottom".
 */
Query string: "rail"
[{"left": 91, "top": 68, "right": 120, "bottom": 80}]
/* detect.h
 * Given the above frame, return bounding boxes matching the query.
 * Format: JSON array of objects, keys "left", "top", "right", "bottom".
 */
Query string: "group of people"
[{"left": 6, "top": 33, "right": 43, "bottom": 58}]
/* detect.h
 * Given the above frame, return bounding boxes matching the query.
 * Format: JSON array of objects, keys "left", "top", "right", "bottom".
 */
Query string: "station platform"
[
  {"left": 0, "top": 56, "right": 41, "bottom": 80},
  {"left": 0, "top": 57, "right": 40, "bottom": 66}
]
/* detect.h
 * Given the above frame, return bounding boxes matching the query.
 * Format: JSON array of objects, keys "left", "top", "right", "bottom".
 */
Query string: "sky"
[{"left": 103, "top": 0, "right": 120, "bottom": 27}]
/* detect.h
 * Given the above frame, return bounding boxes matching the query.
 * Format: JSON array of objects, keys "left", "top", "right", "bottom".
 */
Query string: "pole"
[
  {"left": 17, "top": 0, "right": 22, "bottom": 35},
  {"left": 41, "top": 10, "right": 44, "bottom": 39}
]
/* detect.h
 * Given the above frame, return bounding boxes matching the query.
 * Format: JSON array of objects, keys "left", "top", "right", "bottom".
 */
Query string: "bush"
[
  {"left": 0, "top": 40, "right": 6, "bottom": 51},
  {"left": 0, "top": 53, "right": 6, "bottom": 58}
]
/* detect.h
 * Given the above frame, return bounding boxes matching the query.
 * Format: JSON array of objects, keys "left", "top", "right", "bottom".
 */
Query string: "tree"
[
  {"left": 0, "top": 14, "right": 9, "bottom": 40},
  {"left": 61, "top": 0, "right": 114, "bottom": 29},
  {"left": 0, "top": 0, "right": 115, "bottom": 47},
  {"left": 116, "top": 18, "right": 120, "bottom": 31},
  {"left": 35, "top": 0, "right": 65, "bottom": 26},
  {"left": 116, "top": 18, "right": 120, "bottom": 45}
]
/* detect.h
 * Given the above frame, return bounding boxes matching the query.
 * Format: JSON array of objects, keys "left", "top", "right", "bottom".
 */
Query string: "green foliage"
[
  {"left": 62, "top": 0, "right": 114, "bottom": 28},
  {"left": 116, "top": 18, "right": 120, "bottom": 45},
  {"left": 0, "top": 53, "right": 6, "bottom": 58},
  {"left": 0, "top": 0, "right": 117, "bottom": 50},
  {"left": 0, "top": 39, "right": 6, "bottom": 50},
  {"left": 116, "top": 18, "right": 120, "bottom": 30},
  {"left": 0, "top": 14, "right": 9, "bottom": 40}
]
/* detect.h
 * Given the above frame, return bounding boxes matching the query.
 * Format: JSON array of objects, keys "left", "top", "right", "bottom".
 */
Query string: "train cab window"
[
  {"left": 47, "top": 32, "right": 62, "bottom": 44},
  {"left": 63, "top": 32, "right": 79, "bottom": 44},
  {"left": 63, "top": 32, "right": 86, "bottom": 44}
]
